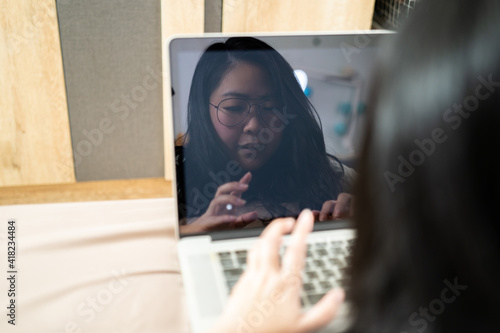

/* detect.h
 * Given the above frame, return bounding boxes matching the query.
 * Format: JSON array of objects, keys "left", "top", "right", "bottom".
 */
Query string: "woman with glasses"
[{"left": 178, "top": 37, "right": 356, "bottom": 233}]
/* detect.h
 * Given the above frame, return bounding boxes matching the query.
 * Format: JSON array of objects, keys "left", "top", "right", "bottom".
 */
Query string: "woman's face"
[{"left": 209, "top": 62, "right": 284, "bottom": 171}]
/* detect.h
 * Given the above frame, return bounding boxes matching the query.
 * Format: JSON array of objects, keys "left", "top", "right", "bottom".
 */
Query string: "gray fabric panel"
[
  {"left": 204, "top": 0, "right": 222, "bottom": 32},
  {"left": 57, "top": 0, "right": 164, "bottom": 181}
]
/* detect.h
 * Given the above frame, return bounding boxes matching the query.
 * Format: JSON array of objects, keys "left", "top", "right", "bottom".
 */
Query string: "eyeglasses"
[{"left": 209, "top": 98, "right": 285, "bottom": 127}]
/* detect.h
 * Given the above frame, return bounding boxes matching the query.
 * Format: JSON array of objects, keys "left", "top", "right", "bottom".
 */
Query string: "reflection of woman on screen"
[{"left": 177, "top": 37, "right": 356, "bottom": 233}]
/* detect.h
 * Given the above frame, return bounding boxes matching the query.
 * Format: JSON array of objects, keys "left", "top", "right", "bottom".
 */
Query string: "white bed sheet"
[{"left": 0, "top": 198, "right": 190, "bottom": 333}]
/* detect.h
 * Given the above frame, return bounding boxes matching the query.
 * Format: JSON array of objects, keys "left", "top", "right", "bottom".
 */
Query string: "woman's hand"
[
  {"left": 180, "top": 172, "right": 258, "bottom": 233},
  {"left": 313, "top": 192, "right": 353, "bottom": 221},
  {"left": 208, "top": 210, "right": 345, "bottom": 333}
]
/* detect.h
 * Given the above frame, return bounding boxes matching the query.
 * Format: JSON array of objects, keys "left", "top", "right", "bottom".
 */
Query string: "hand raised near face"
[{"left": 180, "top": 172, "right": 258, "bottom": 233}]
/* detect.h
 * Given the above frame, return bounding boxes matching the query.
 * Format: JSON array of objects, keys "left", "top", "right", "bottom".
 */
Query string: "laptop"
[{"left": 165, "top": 31, "right": 394, "bottom": 333}]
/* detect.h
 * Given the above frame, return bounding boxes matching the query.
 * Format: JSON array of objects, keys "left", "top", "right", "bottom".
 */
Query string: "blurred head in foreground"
[{"left": 349, "top": 0, "right": 500, "bottom": 332}]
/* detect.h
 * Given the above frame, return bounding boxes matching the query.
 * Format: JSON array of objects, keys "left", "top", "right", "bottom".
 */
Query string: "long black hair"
[
  {"left": 348, "top": 0, "right": 500, "bottom": 332},
  {"left": 179, "top": 37, "right": 345, "bottom": 219}
]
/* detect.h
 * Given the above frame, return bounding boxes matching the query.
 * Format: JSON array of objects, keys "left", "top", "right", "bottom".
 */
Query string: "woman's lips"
[{"left": 238, "top": 143, "right": 265, "bottom": 151}]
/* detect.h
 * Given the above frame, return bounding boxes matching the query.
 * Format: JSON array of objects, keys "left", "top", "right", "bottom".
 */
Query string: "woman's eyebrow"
[{"left": 220, "top": 91, "right": 278, "bottom": 99}]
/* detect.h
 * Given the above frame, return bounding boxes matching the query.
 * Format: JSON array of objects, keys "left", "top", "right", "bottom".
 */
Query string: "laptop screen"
[{"left": 169, "top": 33, "right": 393, "bottom": 237}]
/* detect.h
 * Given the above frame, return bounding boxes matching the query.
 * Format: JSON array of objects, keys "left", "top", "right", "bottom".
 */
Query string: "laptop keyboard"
[{"left": 217, "top": 239, "right": 353, "bottom": 307}]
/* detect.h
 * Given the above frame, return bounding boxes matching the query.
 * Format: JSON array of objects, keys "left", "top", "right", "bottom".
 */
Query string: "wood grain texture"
[
  {"left": 222, "top": 0, "right": 376, "bottom": 32},
  {"left": 161, "top": 0, "right": 204, "bottom": 181},
  {"left": 0, "top": 0, "right": 75, "bottom": 186},
  {"left": 0, "top": 178, "right": 173, "bottom": 205}
]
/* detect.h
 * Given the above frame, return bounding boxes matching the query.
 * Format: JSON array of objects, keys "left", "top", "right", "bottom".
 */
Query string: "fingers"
[
  {"left": 211, "top": 195, "right": 246, "bottom": 207},
  {"left": 208, "top": 173, "right": 253, "bottom": 215},
  {"left": 233, "top": 211, "right": 259, "bottom": 228},
  {"left": 205, "top": 215, "right": 239, "bottom": 229},
  {"left": 332, "top": 193, "right": 352, "bottom": 219},
  {"left": 247, "top": 218, "right": 294, "bottom": 271},
  {"left": 319, "top": 194, "right": 353, "bottom": 221},
  {"left": 319, "top": 200, "right": 336, "bottom": 221},
  {"left": 207, "top": 195, "right": 246, "bottom": 215},
  {"left": 238, "top": 211, "right": 259, "bottom": 222},
  {"left": 216, "top": 181, "right": 249, "bottom": 197},
  {"left": 231, "top": 172, "right": 252, "bottom": 198},
  {"left": 282, "top": 210, "right": 314, "bottom": 275},
  {"left": 239, "top": 171, "right": 252, "bottom": 185},
  {"left": 183, "top": 215, "right": 238, "bottom": 233},
  {"left": 298, "top": 288, "right": 345, "bottom": 332}
]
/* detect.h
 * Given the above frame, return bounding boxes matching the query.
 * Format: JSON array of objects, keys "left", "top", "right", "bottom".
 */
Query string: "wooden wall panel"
[
  {"left": 0, "top": 0, "right": 75, "bottom": 186},
  {"left": 162, "top": 0, "right": 204, "bottom": 37},
  {"left": 222, "top": 0, "right": 376, "bottom": 32},
  {"left": 161, "top": 0, "right": 204, "bottom": 180}
]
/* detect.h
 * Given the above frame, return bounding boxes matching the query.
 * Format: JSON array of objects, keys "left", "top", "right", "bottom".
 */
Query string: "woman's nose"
[{"left": 243, "top": 105, "right": 262, "bottom": 132}]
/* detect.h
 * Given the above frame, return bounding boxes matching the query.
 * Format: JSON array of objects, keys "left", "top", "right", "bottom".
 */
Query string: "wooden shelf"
[{"left": 0, "top": 178, "right": 173, "bottom": 206}]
